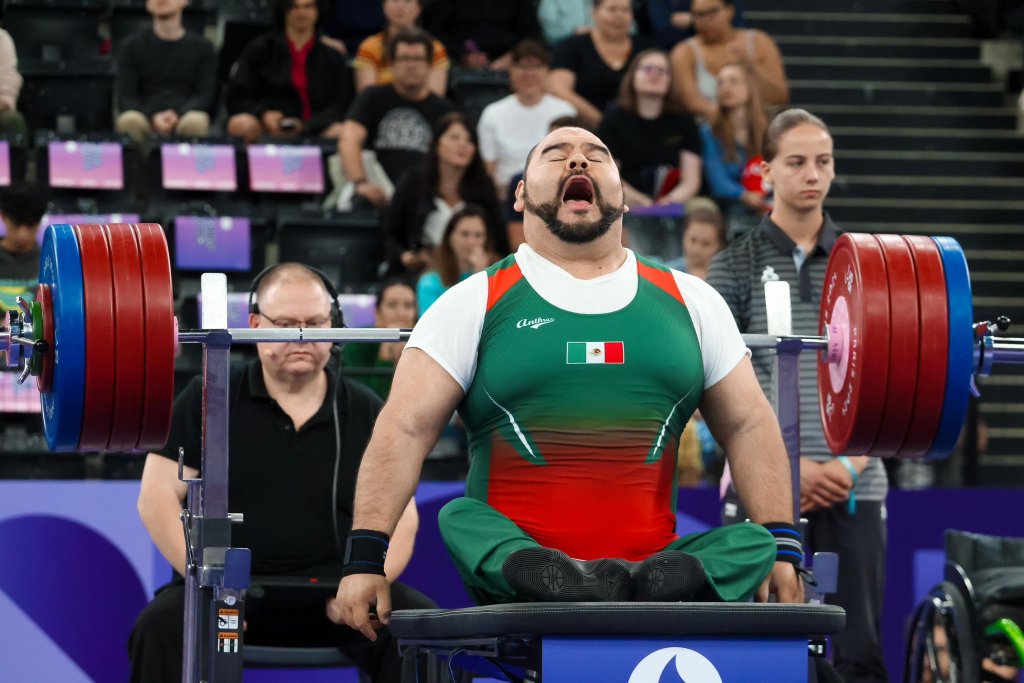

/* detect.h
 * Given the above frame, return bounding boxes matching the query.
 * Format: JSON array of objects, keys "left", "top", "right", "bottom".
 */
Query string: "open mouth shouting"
[{"left": 561, "top": 175, "right": 595, "bottom": 211}]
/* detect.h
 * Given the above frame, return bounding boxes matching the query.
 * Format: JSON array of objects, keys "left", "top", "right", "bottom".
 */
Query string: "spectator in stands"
[
  {"left": 115, "top": 0, "right": 216, "bottom": 147},
  {"left": 477, "top": 41, "right": 575, "bottom": 199},
  {"left": 353, "top": 0, "right": 450, "bottom": 96},
  {"left": 0, "top": 29, "right": 26, "bottom": 142},
  {"left": 422, "top": 0, "right": 542, "bottom": 70},
  {"left": 340, "top": 28, "right": 456, "bottom": 209},
  {"left": 0, "top": 184, "right": 46, "bottom": 311},
  {"left": 547, "top": 0, "right": 653, "bottom": 129},
  {"left": 342, "top": 278, "right": 417, "bottom": 400},
  {"left": 226, "top": 0, "right": 354, "bottom": 143},
  {"left": 597, "top": 49, "right": 702, "bottom": 208},
  {"left": 670, "top": 0, "right": 787, "bottom": 120},
  {"left": 381, "top": 112, "right": 506, "bottom": 276},
  {"left": 665, "top": 202, "right": 727, "bottom": 277},
  {"left": 416, "top": 205, "right": 497, "bottom": 315},
  {"left": 318, "top": 0, "right": 384, "bottom": 54},
  {"left": 700, "top": 62, "right": 769, "bottom": 234},
  {"left": 537, "top": 0, "right": 595, "bottom": 45}
]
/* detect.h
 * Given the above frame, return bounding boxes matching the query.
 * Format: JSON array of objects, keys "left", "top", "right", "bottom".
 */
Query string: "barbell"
[{"left": 0, "top": 223, "right": 1021, "bottom": 458}]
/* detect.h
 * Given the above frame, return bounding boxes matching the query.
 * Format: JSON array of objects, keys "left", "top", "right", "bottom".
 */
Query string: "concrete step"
[
  {"left": 835, "top": 150, "right": 1024, "bottom": 177},
  {"left": 745, "top": 0, "right": 961, "bottom": 14},
  {"left": 832, "top": 175, "right": 1024, "bottom": 201},
  {"left": 784, "top": 56, "right": 992, "bottom": 84},
  {"left": 776, "top": 35, "right": 981, "bottom": 60},
  {"left": 791, "top": 79, "right": 1005, "bottom": 107},
  {"left": 805, "top": 104, "right": 1017, "bottom": 130},
  {"left": 831, "top": 127, "right": 1024, "bottom": 153},
  {"left": 748, "top": 11, "right": 973, "bottom": 39},
  {"left": 826, "top": 197, "right": 1024, "bottom": 226}
]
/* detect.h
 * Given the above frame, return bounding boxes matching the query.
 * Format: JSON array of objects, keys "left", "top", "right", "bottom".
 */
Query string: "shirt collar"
[{"left": 760, "top": 211, "right": 840, "bottom": 257}]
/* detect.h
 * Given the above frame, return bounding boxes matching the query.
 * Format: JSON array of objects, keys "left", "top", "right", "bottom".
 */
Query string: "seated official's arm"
[
  {"left": 138, "top": 453, "right": 198, "bottom": 578},
  {"left": 330, "top": 348, "right": 464, "bottom": 638},
  {"left": 384, "top": 497, "right": 419, "bottom": 582},
  {"left": 700, "top": 356, "right": 803, "bottom": 603}
]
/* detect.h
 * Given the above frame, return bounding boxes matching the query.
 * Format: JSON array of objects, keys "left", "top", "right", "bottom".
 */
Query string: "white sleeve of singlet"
[
  {"left": 405, "top": 271, "right": 488, "bottom": 392},
  {"left": 672, "top": 270, "right": 751, "bottom": 389}
]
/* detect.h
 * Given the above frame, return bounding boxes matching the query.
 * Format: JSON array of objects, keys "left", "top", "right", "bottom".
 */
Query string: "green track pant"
[{"left": 438, "top": 496, "right": 777, "bottom": 605}]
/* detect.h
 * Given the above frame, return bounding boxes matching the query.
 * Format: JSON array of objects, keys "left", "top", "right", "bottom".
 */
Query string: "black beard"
[{"left": 522, "top": 174, "right": 625, "bottom": 244}]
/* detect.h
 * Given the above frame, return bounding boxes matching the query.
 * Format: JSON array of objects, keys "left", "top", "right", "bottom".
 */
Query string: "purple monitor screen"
[
  {"left": 0, "top": 213, "right": 143, "bottom": 244},
  {"left": 247, "top": 144, "right": 324, "bottom": 193},
  {"left": 161, "top": 143, "right": 238, "bottom": 191},
  {"left": 0, "top": 371, "right": 41, "bottom": 413},
  {"left": 0, "top": 141, "right": 11, "bottom": 187},
  {"left": 48, "top": 141, "right": 124, "bottom": 189},
  {"left": 174, "top": 216, "right": 251, "bottom": 272},
  {"left": 337, "top": 294, "right": 377, "bottom": 328}
]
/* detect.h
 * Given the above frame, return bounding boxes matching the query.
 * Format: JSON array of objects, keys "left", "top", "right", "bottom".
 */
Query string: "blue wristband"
[
  {"left": 837, "top": 456, "right": 858, "bottom": 515},
  {"left": 763, "top": 522, "right": 803, "bottom": 566}
]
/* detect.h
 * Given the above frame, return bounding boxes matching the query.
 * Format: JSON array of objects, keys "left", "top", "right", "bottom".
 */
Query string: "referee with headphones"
[{"left": 128, "top": 263, "right": 435, "bottom": 683}]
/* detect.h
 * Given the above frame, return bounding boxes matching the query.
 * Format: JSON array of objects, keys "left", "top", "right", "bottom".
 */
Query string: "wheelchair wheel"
[{"left": 905, "top": 582, "right": 980, "bottom": 683}]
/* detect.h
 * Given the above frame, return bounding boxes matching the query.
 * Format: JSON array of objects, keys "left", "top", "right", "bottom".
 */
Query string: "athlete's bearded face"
[{"left": 517, "top": 128, "right": 626, "bottom": 244}]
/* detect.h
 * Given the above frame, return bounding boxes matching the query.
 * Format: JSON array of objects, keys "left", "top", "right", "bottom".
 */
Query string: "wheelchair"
[{"left": 905, "top": 530, "right": 1024, "bottom": 683}]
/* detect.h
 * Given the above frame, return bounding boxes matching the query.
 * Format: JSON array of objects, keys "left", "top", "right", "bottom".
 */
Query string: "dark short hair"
[
  {"left": 273, "top": 0, "right": 316, "bottom": 29},
  {"left": 0, "top": 184, "right": 46, "bottom": 228},
  {"left": 387, "top": 27, "right": 435, "bottom": 64},
  {"left": 376, "top": 277, "right": 416, "bottom": 310},
  {"left": 511, "top": 39, "right": 549, "bottom": 66},
  {"left": 762, "top": 108, "right": 830, "bottom": 162}
]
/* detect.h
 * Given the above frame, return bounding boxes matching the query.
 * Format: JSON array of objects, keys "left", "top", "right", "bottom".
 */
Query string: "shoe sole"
[
  {"left": 632, "top": 551, "right": 706, "bottom": 602},
  {"left": 502, "top": 548, "right": 631, "bottom": 602}
]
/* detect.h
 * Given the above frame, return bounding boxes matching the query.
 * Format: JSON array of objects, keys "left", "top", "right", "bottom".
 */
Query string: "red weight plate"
[
  {"left": 133, "top": 224, "right": 175, "bottom": 451},
  {"left": 35, "top": 284, "right": 55, "bottom": 393},
  {"left": 103, "top": 224, "right": 147, "bottom": 452},
  {"left": 869, "top": 235, "right": 920, "bottom": 457},
  {"left": 899, "top": 236, "right": 949, "bottom": 457},
  {"left": 73, "top": 225, "right": 117, "bottom": 451},
  {"left": 817, "top": 233, "right": 891, "bottom": 455}
]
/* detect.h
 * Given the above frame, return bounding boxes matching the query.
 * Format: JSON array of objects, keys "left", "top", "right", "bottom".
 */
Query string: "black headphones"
[
  {"left": 246, "top": 262, "right": 352, "bottom": 564},
  {"left": 247, "top": 263, "right": 345, "bottom": 329}
]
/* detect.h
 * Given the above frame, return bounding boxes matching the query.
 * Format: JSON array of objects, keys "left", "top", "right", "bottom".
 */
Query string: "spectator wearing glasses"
[
  {"left": 546, "top": 0, "right": 653, "bottom": 129},
  {"left": 477, "top": 41, "right": 575, "bottom": 200},
  {"left": 669, "top": 0, "right": 786, "bottom": 120},
  {"left": 597, "top": 49, "right": 702, "bottom": 209},
  {"left": 226, "top": 0, "right": 354, "bottom": 143},
  {"left": 339, "top": 28, "right": 456, "bottom": 209},
  {"left": 353, "top": 0, "right": 450, "bottom": 97}
]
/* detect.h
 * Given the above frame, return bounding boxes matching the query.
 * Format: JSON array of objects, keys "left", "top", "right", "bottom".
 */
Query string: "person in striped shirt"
[{"left": 330, "top": 125, "right": 807, "bottom": 638}]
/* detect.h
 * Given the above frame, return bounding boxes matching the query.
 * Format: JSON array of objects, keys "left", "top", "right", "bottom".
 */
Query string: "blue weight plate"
[
  {"left": 38, "top": 224, "right": 86, "bottom": 451},
  {"left": 928, "top": 236, "right": 974, "bottom": 461}
]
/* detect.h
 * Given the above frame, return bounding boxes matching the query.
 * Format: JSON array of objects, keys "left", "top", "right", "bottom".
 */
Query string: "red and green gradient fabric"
[{"left": 456, "top": 254, "right": 705, "bottom": 562}]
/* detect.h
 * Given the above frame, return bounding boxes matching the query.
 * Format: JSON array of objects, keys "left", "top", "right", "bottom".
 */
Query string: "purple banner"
[
  {"left": 161, "top": 143, "right": 237, "bottom": 191},
  {"left": 174, "top": 216, "right": 251, "bottom": 271},
  {"left": 247, "top": 144, "right": 323, "bottom": 193},
  {"left": 0, "top": 140, "right": 11, "bottom": 186},
  {"left": 48, "top": 141, "right": 123, "bottom": 189}
]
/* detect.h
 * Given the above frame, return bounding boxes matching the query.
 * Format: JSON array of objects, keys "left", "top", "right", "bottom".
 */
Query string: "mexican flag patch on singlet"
[{"left": 565, "top": 341, "right": 625, "bottom": 365}]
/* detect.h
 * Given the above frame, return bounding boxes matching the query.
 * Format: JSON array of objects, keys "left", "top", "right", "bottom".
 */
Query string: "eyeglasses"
[
  {"left": 692, "top": 5, "right": 724, "bottom": 20},
  {"left": 638, "top": 65, "right": 669, "bottom": 76},
  {"left": 258, "top": 312, "right": 332, "bottom": 329}
]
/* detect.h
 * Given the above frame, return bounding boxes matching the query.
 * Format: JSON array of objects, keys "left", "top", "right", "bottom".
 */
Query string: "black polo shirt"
[
  {"left": 707, "top": 212, "right": 887, "bottom": 501},
  {"left": 156, "top": 357, "right": 384, "bottom": 575}
]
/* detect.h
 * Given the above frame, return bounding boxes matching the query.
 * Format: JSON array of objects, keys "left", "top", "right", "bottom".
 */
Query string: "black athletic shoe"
[
  {"left": 631, "top": 551, "right": 707, "bottom": 602},
  {"left": 502, "top": 547, "right": 631, "bottom": 602}
]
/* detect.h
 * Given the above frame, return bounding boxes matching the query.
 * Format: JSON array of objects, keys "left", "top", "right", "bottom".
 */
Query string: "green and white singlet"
[{"left": 408, "top": 245, "right": 748, "bottom": 561}]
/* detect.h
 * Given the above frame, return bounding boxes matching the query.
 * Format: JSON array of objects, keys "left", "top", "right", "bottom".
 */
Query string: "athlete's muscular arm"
[
  {"left": 700, "top": 356, "right": 803, "bottom": 604},
  {"left": 328, "top": 348, "right": 464, "bottom": 639}
]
